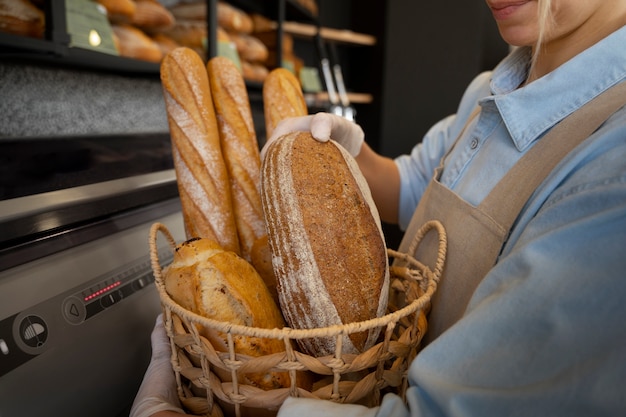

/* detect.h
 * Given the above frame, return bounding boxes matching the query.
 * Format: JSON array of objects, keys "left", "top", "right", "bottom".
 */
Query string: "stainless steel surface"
[
  {"left": 0, "top": 170, "right": 176, "bottom": 225},
  {"left": 329, "top": 42, "right": 356, "bottom": 122},
  {"left": 0, "top": 204, "right": 185, "bottom": 417}
]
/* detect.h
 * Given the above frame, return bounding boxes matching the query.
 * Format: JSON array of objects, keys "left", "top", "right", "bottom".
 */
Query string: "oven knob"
[{"left": 18, "top": 315, "right": 48, "bottom": 348}]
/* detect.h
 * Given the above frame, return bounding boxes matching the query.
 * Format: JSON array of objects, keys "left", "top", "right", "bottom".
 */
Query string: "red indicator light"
[{"left": 83, "top": 281, "right": 122, "bottom": 301}]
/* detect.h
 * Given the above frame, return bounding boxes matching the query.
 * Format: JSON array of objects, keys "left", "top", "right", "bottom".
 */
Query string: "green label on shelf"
[
  {"left": 300, "top": 66, "right": 323, "bottom": 92},
  {"left": 66, "top": 0, "right": 118, "bottom": 55},
  {"left": 218, "top": 41, "right": 242, "bottom": 71}
]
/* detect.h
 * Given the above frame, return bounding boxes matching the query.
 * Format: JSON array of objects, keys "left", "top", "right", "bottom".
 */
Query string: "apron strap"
[{"left": 480, "top": 81, "right": 626, "bottom": 229}]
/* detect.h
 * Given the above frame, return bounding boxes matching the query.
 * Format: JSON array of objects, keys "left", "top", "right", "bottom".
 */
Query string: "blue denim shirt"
[{"left": 278, "top": 26, "right": 626, "bottom": 417}]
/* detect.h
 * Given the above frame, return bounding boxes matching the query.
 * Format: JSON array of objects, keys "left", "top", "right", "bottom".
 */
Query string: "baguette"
[
  {"left": 261, "top": 132, "right": 390, "bottom": 356},
  {"left": 160, "top": 47, "right": 240, "bottom": 253},
  {"left": 262, "top": 68, "right": 307, "bottom": 140},
  {"left": 207, "top": 56, "right": 276, "bottom": 299}
]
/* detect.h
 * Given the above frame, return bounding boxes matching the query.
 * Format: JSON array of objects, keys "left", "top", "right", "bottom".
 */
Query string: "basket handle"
[
  {"left": 149, "top": 222, "right": 179, "bottom": 290},
  {"left": 393, "top": 219, "right": 447, "bottom": 285}
]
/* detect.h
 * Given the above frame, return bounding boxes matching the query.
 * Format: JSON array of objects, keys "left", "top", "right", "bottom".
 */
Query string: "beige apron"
[{"left": 395, "top": 81, "right": 626, "bottom": 344}]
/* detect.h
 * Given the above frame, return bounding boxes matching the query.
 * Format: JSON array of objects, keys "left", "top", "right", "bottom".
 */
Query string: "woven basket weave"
[{"left": 149, "top": 220, "right": 446, "bottom": 417}]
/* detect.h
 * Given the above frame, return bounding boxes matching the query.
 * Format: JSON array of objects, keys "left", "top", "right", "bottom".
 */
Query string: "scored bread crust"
[
  {"left": 261, "top": 132, "right": 390, "bottom": 356},
  {"left": 262, "top": 68, "right": 308, "bottom": 140},
  {"left": 160, "top": 47, "right": 240, "bottom": 254},
  {"left": 207, "top": 56, "right": 277, "bottom": 301},
  {"left": 163, "top": 237, "right": 290, "bottom": 390},
  {"left": 207, "top": 56, "right": 265, "bottom": 262}
]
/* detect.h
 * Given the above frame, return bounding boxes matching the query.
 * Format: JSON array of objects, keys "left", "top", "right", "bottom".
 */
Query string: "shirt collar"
[{"left": 486, "top": 25, "right": 626, "bottom": 151}]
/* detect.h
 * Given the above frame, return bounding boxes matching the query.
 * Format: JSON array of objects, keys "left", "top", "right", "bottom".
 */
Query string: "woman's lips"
[{"left": 488, "top": 1, "right": 529, "bottom": 20}]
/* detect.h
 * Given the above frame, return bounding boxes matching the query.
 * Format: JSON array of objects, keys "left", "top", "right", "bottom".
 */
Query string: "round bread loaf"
[
  {"left": 261, "top": 132, "right": 390, "bottom": 356},
  {"left": 163, "top": 237, "right": 290, "bottom": 390}
]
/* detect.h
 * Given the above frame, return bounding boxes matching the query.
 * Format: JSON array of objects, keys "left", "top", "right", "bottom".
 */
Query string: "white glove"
[
  {"left": 277, "top": 397, "right": 379, "bottom": 417},
  {"left": 130, "top": 314, "right": 186, "bottom": 417},
  {"left": 262, "top": 112, "right": 365, "bottom": 159}
]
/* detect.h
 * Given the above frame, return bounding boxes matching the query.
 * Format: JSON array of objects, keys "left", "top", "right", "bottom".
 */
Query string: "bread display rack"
[{"left": 149, "top": 220, "right": 447, "bottom": 417}]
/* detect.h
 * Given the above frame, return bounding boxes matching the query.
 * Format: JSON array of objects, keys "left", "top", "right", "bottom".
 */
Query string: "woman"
[{"left": 132, "top": 0, "right": 626, "bottom": 415}]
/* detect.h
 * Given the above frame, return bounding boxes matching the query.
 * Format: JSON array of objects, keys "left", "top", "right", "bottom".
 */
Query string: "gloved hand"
[
  {"left": 277, "top": 397, "right": 379, "bottom": 417},
  {"left": 262, "top": 112, "right": 365, "bottom": 159},
  {"left": 130, "top": 313, "right": 186, "bottom": 417}
]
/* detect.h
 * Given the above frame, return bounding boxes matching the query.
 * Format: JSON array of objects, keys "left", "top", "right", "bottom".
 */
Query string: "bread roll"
[
  {"left": 206, "top": 56, "right": 276, "bottom": 299},
  {"left": 151, "top": 33, "right": 180, "bottom": 56},
  {"left": 168, "top": 3, "right": 204, "bottom": 21},
  {"left": 163, "top": 237, "right": 289, "bottom": 390},
  {"left": 241, "top": 60, "right": 269, "bottom": 83},
  {"left": 262, "top": 68, "right": 307, "bottom": 139},
  {"left": 96, "top": 0, "right": 136, "bottom": 23},
  {"left": 112, "top": 24, "right": 163, "bottom": 62},
  {"left": 261, "top": 132, "right": 390, "bottom": 356},
  {"left": 217, "top": 1, "right": 253, "bottom": 34},
  {"left": 131, "top": 0, "right": 175, "bottom": 32},
  {"left": 160, "top": 47, "right": 240, "bottom": 253},
  {"left": 0, "top": 0, "right": 45, "bottom": 38},
  {"left": 229, "top": 32, "right": 269, "bottom": 63}
]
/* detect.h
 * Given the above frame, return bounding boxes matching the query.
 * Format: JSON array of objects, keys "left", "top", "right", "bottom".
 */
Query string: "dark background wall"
[
  {"left": 314, "top": 0, "right": 509, "bottom": 247},
  {"left": 313, "top": 0, "right": 508, "bottom": 158},
  {"left": 380, "top": 0, "right": 509, "bottom": 157}
]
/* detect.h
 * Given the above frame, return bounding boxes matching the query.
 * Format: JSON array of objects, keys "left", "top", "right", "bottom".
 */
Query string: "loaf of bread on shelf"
[
  {"left": 131, "top": 0, "right": 175, "bottom": 32},
  {"left": 96, "top": 0, "right": 136, "bottom": 23},
  {"left": 241, "top": 60, "right": 269, "bottom": 83},
  {"left": 160, "top": 47, "right": 240, "bottom": 253},
  {"left": 165, "top": 20, "right": 206, "bottom": 58},
  {"left": 217, "top": 1, "right": 253, "bottom": 34},
  {"left": 163, "top": 237, "right": 290, "bottom": 390},
  {"left": 250, "top": 13, "right": 275, "bottom": 33},
  {"left": 112, "top": 24, "right": 163, "bottom": 62},
  {"left": 151, "top": 33, "right": 180, "bottom": 56},
  {"left": 261, "top": 132, "right": 390, "bottom": 356},
  {"left": 229, "top": 32, "right": 269, "bottom": 63},
  {"left": 0, "top": 0, "right": 45, "bottom": 38},
  {"left": 253, "top": 31, "right": 294, "bottom": 55},
  {"left": 206, "top": 56, "right": 276, "bottom": 300},
  {"left": 262, "top": 68, "right": 308, "bottom": 139}
]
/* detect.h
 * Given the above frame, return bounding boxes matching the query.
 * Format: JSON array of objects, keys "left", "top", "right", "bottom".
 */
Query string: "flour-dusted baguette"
[
  {"left": 262, "top": 68, "right": 308, "bottom": 140},
  {"left": 261, "top": 132, "right": 390, "bottom": 356},
  {"left": 161, "top": 47, "right": 240, "bottom": 253},
  {"left": 207, "top": 56, "right": 277, "bottom": 300},
  {"left": 163, "top": 237, "right": 290, "bottom": 390}
]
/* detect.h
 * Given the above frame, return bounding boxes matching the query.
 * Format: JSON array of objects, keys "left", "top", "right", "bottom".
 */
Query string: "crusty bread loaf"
[
  {"left": 0, "top": 0, "right": 45, "bottom": 38},
  {"left": 163, "top": 237, "right": 290, "bottom": 390},
  {"left": 262, "top": 68, "right": 308, "bottom": 139},
  {"left": 217, "top": 1, "right": 253, "bottom": 34},
  {"left": 160, "top": 47, "right": 240, "bottom": 253},
  {"left": 229, "top": 32, "right": 269, "bottom": 63},
  {"left": 206, "top": 56, "right": 276, "bottom": 300},
  {"left": 112, "top": 24, "right": 163, "bottom": 62},
  {"left": 261, "top": 132, "right": 390, "bottom": 356},
  {"left": 96, "top": 0, "right": 136, "bottom": 23},
  {"left": 241, "top": 60, "right": 269, "bottom": 83},
  {"left": 131, "top": 0, "right": 175, "bottom": 32},
  {"left": 151, "top": 33, "right": 180, "bottom": 56}
]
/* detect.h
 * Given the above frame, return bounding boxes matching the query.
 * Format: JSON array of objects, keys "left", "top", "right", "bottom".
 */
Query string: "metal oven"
[{"left": 0, "top": 133, "right": 186, "bottom": 417}]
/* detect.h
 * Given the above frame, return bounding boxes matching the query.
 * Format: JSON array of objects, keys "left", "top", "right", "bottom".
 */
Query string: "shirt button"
[{"left": 470, "top": 138, "right": 479, "bottom": 149}]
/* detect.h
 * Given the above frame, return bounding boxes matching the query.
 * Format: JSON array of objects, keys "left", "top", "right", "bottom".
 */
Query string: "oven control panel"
[{"left": 0, "top": 246, "right": 173, "bottom": 378}]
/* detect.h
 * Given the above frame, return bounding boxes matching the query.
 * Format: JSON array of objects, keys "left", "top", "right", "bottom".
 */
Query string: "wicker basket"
[{"left": 149, "top": 220, "right": 446, "bottom": 417}]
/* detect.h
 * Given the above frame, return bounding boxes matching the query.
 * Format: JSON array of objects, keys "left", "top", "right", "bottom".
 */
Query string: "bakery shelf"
[
  {"left": 228, "top": 0, "right": 318, "bottom": 22},
  {"left": 283, "top": 22, "right": 376, "bottom": 46},
  {"left": 304, "top": 92, "right": 373, "bottom": 108},
  {"left": 0, "top": 32, "right": 160, "bottom": 74}
]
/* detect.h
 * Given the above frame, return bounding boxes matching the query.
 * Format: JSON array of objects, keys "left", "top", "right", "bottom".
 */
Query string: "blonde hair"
[{"left": 529, "top": 0, "right": 554, "bottom": 78}]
